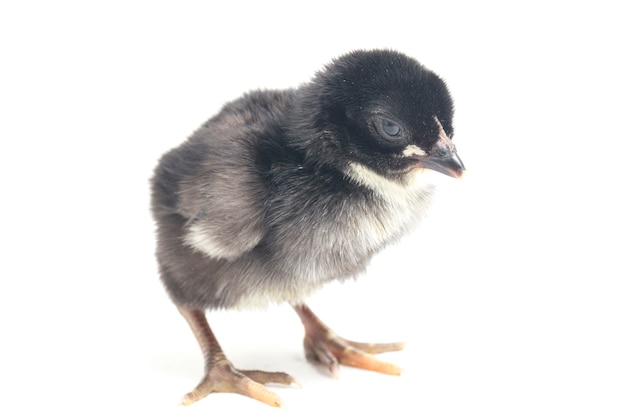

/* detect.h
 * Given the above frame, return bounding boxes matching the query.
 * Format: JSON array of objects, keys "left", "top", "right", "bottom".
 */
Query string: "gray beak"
[{"left": 416, "top": 117, "right": 465, "bottom": 179}]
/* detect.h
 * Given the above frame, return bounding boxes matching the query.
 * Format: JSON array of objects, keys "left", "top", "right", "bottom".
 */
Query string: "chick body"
[
  {"left": 151, "top": 49, "right": 465, "bottom": 407},
  {"left": 152, "top": 89, "right": 436, "bottom": 310}
]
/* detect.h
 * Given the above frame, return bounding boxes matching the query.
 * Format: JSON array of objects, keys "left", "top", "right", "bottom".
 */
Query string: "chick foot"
[
  {"left": 179, "top": 358, "right": 295, "bottom": 406},
  {"left": 178, "top": 307, "right": 297, "bottom": 407},
  {"left": 292, "top": 303, "right": 404, "bottom": 378}
]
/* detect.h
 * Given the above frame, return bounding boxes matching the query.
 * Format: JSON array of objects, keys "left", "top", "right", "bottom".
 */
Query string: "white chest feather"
[{"left": 344, "top": 162, "right": 436, "bottom": 250}]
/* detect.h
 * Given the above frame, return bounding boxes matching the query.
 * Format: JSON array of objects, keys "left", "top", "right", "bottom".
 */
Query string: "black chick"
[{"left": 151, "top": 49, "right": 464, "bottom": 407}]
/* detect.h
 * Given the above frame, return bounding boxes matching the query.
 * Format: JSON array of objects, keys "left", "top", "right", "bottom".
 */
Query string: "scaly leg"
[
  {"left": 292, "top": 303, "right": 404, "bottom": 378},
  {"left": 177, "top": 306, "right": 297, "bottom": 407}
]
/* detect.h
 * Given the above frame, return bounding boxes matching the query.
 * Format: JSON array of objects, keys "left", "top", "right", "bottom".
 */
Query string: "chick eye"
[
  {"left": 381, "top": 118, "right": 401, "bottom": 136},
  {"left": 372, "top": 115, "right": 406, "bottom": 142}
]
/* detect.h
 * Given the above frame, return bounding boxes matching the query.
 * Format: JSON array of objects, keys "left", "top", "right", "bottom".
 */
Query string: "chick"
[{"left": 151, "top": 49, "right": 464, "bottom": 407}]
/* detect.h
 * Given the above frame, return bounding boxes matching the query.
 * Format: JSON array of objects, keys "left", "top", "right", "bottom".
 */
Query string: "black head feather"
[{"left": 291, "top": 49, "right": 455, "bottom": 177}]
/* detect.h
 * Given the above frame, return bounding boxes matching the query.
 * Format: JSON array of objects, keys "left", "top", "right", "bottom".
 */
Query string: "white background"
[{"left": 1, "top": 1, "right": 624, "bottom": 416}]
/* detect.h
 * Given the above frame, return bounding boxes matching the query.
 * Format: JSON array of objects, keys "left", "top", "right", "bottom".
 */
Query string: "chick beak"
[
  {"left": 416, "top": 118, "right": 465, "bottom": 179},
  {"left": 418, "top": 149, "right": 465, "bottom": 179}
]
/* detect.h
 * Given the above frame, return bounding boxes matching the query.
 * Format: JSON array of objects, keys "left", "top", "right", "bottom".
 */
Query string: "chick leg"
[
  {"left": 177, "top": 306, "right": 297, "bottom": 407},
  {"left": 292, "top": 303, "right": 404, "bottom": 378}
]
